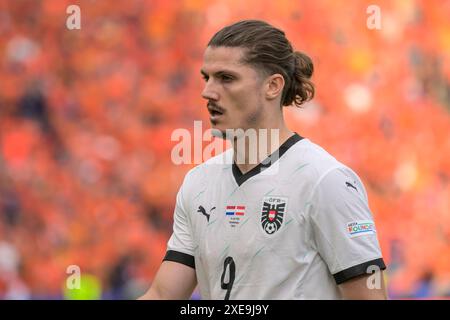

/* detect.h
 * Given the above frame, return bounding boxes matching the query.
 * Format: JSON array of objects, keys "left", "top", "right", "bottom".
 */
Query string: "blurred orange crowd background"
[{"left": 0, "top": 0, "right": 449, "bottom": 299}]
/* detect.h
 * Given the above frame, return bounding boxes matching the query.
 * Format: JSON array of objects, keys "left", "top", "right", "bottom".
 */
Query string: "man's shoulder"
[
  {"left": 294, "top": 138, "right": 365, "bottom": 197},
  {"left": 289, "top": 138, "right": 346, "bottom": 178}
]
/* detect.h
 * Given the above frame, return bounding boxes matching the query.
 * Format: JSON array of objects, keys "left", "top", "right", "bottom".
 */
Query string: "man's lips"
[
  {"left": 207, "top": 104, "right": 225, "bottom": 119},
  {"left": 209, "top": 112, "right": 224, "bottom": 123}
]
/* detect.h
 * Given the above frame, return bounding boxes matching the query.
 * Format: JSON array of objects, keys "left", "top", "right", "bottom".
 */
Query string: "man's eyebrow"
[{"left": 200, "top": 69, "right": 238, "bottom": 77}]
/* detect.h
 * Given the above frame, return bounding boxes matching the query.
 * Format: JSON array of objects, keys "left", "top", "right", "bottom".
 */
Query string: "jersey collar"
[{"left": 232, "top": 133, "right": 304, "bottom": 186}]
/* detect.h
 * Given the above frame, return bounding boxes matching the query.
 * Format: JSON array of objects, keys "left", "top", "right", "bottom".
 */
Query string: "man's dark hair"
[{"left": 208, "top": 20, "right": 314, "bottom": 108}]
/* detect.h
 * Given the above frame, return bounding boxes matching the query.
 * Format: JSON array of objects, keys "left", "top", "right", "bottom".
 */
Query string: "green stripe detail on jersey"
[
  {"left": 285, "top": 218, "right": 294, "bottom": 226},
  {"left": 218, "top": 245, "right": 230, "bottom": 261},
  {"left": 239, "top": 218, "right": 250, "bottom": 228},
  {"left": 234, "top": 246, "right": 265, "bottom": 285},
  {"left": 292, "top": 163, "right": 310, "bottom": 175},
  {"left": 303, "top": 201, "right": 312, "bottom": 210},
  {"left": 194, "top": 190, "right": 206, "bottom": 200},
  {"left": 228, "top": 187, "right": 239, "bottom": 198}
]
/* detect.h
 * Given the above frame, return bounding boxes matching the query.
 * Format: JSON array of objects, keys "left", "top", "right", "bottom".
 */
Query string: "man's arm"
[
  {"left": 338, "top": 270, "right": 388, "bottom": 300},
  {"left": 139, "top": 261, "right": 197, "bottom": 300}
]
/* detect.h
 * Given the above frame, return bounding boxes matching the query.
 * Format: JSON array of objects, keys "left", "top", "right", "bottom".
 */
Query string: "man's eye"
[
  {"left": 202, "top": 76, "right": 209, "bottom": 82},
  {"left": 220, "top": 75, "right": 233, "bottom": 82}
]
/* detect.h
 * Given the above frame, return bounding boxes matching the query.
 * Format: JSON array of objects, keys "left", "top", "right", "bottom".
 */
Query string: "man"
[{"left": 140, "top": 20, "right": 387, "bottom": 300}]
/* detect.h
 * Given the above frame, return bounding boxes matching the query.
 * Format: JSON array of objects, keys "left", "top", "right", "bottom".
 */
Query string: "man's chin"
[
  {"left": 210, "top": 128, "right": 228, "bottom": 140},
  {"left": 210, "top": 124, "right": 250, "bottom": 141},
  {"left": 210, "top": 123, "right": 236, "bottom": 140}
]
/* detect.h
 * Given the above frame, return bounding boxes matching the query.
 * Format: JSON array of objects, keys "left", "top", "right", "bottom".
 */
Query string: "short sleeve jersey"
[{"left": 164, "top": 134, "right": 386, "bottom": 299}]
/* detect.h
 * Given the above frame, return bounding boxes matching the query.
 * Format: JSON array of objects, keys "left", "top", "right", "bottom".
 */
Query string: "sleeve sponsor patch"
[{"left": 347, "top": 220, "right": 376, "bottom": 238}]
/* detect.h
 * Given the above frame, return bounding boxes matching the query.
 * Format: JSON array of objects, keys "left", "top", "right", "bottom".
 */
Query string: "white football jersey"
[{"left": 164, "top": 133, "right": 386, "bottom": 299}]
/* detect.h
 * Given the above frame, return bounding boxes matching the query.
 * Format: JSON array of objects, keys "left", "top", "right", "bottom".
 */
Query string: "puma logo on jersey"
[
  {"left": 197, "top": 205, "right": 215, "bottom": 222},
  {"left": 345, "top": 181, "right": 358, "bottom": 192}
]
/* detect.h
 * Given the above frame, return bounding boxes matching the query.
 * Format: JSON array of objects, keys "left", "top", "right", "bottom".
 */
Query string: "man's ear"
[{"left": 264, "top": 73, "right": 285, "bottom": 101}]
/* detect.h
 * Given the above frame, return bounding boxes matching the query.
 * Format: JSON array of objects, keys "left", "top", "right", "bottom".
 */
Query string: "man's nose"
[{"left": 201, "top": 80, "right": 219, "bottom": 101}]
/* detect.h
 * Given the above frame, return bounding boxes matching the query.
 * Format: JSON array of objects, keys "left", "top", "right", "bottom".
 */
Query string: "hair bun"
[{"left": 294, "top": 51, "right": 314, "bottom": 79}]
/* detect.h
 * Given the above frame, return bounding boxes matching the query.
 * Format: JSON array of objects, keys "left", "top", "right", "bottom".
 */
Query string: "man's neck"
[{"left": 232, "top": 126, "right": 294, "bottom": 175}]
